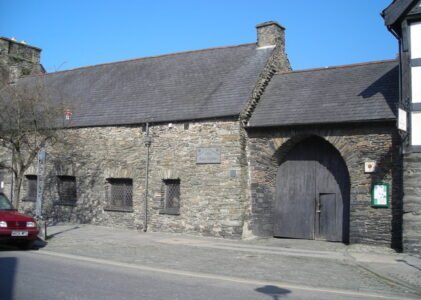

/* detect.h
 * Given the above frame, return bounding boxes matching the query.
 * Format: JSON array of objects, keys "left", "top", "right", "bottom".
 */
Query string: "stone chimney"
[{"left": 256, "top": 21, "right": 285, "bottom": 48}]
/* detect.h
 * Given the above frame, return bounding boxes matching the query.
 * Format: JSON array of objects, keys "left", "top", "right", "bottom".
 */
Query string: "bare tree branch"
[{"left": 0, "top": 78, "right": 73, "bottom": 208}]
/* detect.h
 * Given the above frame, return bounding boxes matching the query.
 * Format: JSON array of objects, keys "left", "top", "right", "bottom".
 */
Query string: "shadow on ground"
[
  {"left": 0, "top": 257, "right": 17, "bottom": 300},
  {"left": 0, "top": 239, "right": 47, "bottom": 251},
  {"left": 46, "top": 226, "right": 80, "bottom": 239},
  {"left": 255, "top": 285, "right": 291, "bottom": 299}
]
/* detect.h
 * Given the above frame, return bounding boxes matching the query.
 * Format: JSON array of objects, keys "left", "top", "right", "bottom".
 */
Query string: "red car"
[{"left": 0, "top": 192, "right": 39, "bottom": 249}]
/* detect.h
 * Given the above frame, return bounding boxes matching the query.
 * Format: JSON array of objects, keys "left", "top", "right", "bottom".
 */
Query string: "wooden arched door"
[{"left": 274, "top": 136, "right": 350, "bottom": 242}]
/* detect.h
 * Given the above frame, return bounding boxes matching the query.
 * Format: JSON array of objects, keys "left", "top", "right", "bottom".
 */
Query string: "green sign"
[{"left": 371, "top": 183, "right": 389, "bottom": 208}]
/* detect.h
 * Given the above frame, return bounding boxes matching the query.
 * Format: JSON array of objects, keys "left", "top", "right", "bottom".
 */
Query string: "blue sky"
[{"left": 0, "top": 0, "right": 397, "bottom": 72}]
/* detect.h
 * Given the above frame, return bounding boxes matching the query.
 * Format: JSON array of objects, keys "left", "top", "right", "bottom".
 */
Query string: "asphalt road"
[{"left": 0, "top": 250, "right": 415, "bottom": 300}]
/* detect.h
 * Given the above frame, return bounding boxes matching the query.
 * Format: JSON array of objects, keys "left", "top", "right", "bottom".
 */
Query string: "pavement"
[{"left": 29, "top": 224, "right": 421, "bottom": 299}]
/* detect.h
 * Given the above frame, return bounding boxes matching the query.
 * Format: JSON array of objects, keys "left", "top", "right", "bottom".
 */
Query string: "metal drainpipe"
[{"left": 143, "top": 123, "right": 151, "bottom": 232}]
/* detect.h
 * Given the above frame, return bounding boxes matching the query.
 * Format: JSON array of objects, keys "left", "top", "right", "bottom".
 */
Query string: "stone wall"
[
  {"left": 402, "top": 153, "right": 421, "bottom": 254},
  {"left": 244, "top": 123, "right": 403, "bottom": 248},
  {"left": 0, "top": 37, "right": 43, "bottom": 87},
  {"left": 20, "top": 118, "right": 248, "bottom": 238},
  {"left": 0, "top": 146, "right": 13, "bottom": 199},
  {"left": 238, "top": 30, "right": 291, "bottom": 238},
  {"left": 0, "top": 37, "right": 43, "bottom": 202}
]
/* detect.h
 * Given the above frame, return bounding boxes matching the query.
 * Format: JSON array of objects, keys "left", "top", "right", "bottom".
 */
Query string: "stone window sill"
[
  {"left": 54, "top": 201, "right": 77, "bottom": 207},
  {"left": 159, "top": 208, "right": 180, "bottom": 215},
  {"left": 104, "top": 206, "right": 134, "bottom": 213},
  {"left": 22, "top": 198, "right": 36, "bottom": 202}
]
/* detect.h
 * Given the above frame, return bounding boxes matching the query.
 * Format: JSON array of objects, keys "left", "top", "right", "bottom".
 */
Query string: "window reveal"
[
  {"left": 107, "top": 178, "right": 133, "bottom": 209},
  {"left": 25, "top": 175, "right": 37, "bottom": 201},
  {"left": 57, "top": 176, "right": 77, "bottom": 204},
  {"left": 160, "top": 179, "right": 180, "bottom": 215}
]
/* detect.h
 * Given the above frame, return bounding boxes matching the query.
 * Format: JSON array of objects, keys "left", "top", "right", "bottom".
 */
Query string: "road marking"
[{"left": 35, "top": 250, "right": 417, "bottom": 300}]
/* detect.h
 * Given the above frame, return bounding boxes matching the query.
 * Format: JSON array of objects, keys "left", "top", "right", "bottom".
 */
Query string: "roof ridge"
[
  {"left": 23, "top": 43, "right": 257, "bottom": 78},
  {"left": 276, "top": 59, "right": 397, "bottom": 75}
]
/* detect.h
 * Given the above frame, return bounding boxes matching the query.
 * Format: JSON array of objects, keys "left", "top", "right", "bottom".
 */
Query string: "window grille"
[
  {"left": 108, "top": 178, "right": 133, "bottom": 208},
  {"left": 58, "top": 176, "right": 77, "bottom": 204},
  {"left": 26, "top": 175, "right": 37, "bottom": 201},
  {"left": 161, "top": 179, "right": 180, "bottom": 215}
]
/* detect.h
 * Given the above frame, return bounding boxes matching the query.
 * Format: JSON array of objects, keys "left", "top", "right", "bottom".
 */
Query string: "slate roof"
[
  {"left": 20, "top": 43, "right": 274, "bottom": 127},
  {"left": 248, "top": 60, "right": 399, "bottom": 128}
]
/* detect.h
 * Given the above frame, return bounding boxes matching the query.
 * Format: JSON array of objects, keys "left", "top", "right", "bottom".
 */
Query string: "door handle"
[{"left": 316, "top": 210, "right": 321, "bottom": 213}]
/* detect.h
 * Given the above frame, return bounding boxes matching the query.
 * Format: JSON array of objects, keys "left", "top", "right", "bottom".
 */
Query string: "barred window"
[
  {"left": 25, "top": 175, "right": 37, "bottom": 201},
  {"left": 106, "top": 178, "right": 133, "bottom": 210},
  {"left": 57, "top": 176, "right": 77, "bottom": 205},
  {"left": 160, "top": 179, "right": 180, "bottom": 215}
]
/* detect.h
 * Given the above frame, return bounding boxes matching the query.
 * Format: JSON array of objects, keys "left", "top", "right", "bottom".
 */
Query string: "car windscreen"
[{"left": 0, "top": 194, "right": 14, "bottom": 210}]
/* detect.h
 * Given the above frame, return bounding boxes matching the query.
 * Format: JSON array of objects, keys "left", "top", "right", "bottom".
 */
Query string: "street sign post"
[{"left": 35, "top": 149, "right": 46, "bottom": 218}]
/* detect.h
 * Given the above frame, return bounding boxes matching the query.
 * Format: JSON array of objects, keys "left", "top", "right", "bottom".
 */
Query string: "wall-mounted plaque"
[
  {"left": 371, "top": 183, "right": 389, "bottom": 208},
  {"left": 196, "top": 147, "right": 221, "bottom": 164},
  {"left": 364, "top": 161, "right": 377, "bottom": 173}
]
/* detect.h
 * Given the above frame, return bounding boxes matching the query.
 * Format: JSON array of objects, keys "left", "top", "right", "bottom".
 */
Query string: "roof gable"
[
  {"left": 382, "top": 0, "right": 420, "bottom": 30},
  {"left": 248, "top": 60, "right": 399, "bottom": 128}
]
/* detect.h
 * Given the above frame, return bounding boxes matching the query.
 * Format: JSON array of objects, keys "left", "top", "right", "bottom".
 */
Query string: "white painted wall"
[
  {"left": 412, "top": 112, "right": 421, "bottom": 145},
  {"left": 411, "top": 22, "right": 421, "bottom": 145},
  {"left": 412, "top": 66, "right": 421, "bottom": 103},
  {"left": 410, "top": 21, "right": 421, "bottom": 59}
]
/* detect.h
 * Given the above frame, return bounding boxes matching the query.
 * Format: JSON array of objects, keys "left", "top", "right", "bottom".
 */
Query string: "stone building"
[
  {"left": 382, "top": 0, "right": 421, "bottom": 254},
  {"left": 0, "top": 18, "right": 409, "bottom": 250},
  {"left": 16, "top": 22, "right": 291, "bottom": 239},
  {"left": 0, "top": 36, "right": 44, "bottom": 87},
  {"left": 0, "top": 36, "right": 44, "bottom": 199},
  {"left": 243, "top": 60, "right": 401, "bottom": 248}
]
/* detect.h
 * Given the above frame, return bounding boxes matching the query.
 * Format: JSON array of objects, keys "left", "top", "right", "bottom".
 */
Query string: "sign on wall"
[
  {"left": 371, "top": 183, "right": 389, "bottom": 208},
  {"left": 196, "top": 147, "right": 221, "bottom": 164},
  {"left": 398, "top": 108, "right": 407, "bottom": 132},
  {"left": 364, "top": 161, "right": 377, "bottom": 173}
]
